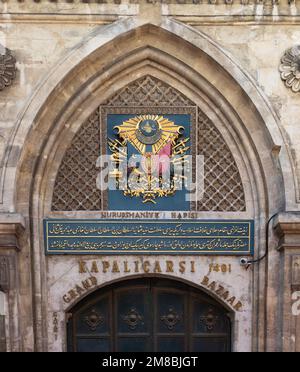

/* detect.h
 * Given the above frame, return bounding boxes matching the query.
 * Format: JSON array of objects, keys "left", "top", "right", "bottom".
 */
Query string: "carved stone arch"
[
  {"left": 51, "top": 75, "right": 246, "bottom": 212},
  {"left": 10, "top": 22, "right": 287, "bottom": 214},
  {"left": 9, "top": 20, "right": 290, "bottom": 352}
]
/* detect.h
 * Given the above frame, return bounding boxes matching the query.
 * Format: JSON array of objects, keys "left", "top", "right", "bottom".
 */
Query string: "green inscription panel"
[{"left": 44, "top": 220, "right": 254, "bottom": 255}]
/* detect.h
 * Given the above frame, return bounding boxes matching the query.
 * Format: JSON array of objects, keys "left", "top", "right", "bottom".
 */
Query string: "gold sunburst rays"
[{"left": 114, "top": 115, "right": 184, "bottom": 155}]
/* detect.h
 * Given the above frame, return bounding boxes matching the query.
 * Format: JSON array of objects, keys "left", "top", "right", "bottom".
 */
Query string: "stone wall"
[{"left": 197, "top": 23, "right": 300, "bottom": 202}]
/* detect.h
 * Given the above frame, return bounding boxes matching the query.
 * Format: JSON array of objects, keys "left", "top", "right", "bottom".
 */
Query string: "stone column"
[
  {"left": 0, "top": 214, "right": 25, "bottom": 352},
  {"left": 274, "top": 212, "right": 300, "bottom": 352}
]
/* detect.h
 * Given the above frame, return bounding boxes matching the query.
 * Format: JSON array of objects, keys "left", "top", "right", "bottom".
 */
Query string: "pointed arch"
[
  {"left": 10, "top": 22, "right": 287, "bottom": 215},
  {"left": 7, "top": 20, "right": 291, "bottom": 352}
]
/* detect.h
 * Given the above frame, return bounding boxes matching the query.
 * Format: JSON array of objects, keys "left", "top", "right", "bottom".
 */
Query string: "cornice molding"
[
  {"left": 274, "top": 212, "right": 300, "bottom": 234},
  {"left": 0, "top": 1, "right": 299, "bottom": 12},
  {"left": 274, "top": 212, "right": 300, "bottom": 250},
  {"left": 0, "top": 214, "right": 25, "bottom": 251},
  {"left": 0, "top": 1, "right": 299, "bottom": 24},
  {"left": 0, "top": 214, "right": 24, "bottom": 292},
  {"left": 0, "top": 0, "right": 297, "bottom": 3}
]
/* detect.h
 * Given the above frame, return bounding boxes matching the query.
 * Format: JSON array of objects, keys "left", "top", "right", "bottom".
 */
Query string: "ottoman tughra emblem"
[
  {"left": 279, "top": 45, "right": 300, "bottom": 93},
  {"left": 0, "top": 45, "right": 17, "bottom": 91},
  {"left": 108, "top": 114, "right": 190, "bottom": 204}
]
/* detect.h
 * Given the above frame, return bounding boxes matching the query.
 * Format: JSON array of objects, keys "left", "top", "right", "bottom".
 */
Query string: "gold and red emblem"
[{"left": 108, "top": 115, "right": 190, "bottom": 204}]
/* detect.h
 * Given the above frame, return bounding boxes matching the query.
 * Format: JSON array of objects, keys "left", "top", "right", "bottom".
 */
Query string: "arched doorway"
[
  {"left": 11, "top": 21, "right": 290, "bottom": 352},
  {"left": 67, "top": 278, "right": 232, "bottom": 352}
]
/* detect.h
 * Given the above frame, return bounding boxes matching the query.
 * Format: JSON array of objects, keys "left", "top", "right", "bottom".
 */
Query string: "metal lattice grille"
[
  {"left": 197, "top": 116, "right": 246, "bottom": 211},
  {"left": 52, "top": 111, "right": 101, "bottom": 211},
  {"left": 104, "top": 75, "right": 194, "bottom": 107},
  {"left": 51, "top": 75, "right": 245, "bottom": 212}
]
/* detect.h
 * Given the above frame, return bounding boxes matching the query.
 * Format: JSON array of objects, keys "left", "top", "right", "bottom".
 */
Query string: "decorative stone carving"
[
  {"left": 0, "top": 45, "right": 16, "bottom": 92},
  {"left": 279, "top": 46, "right": 300, "bottom": 93}
]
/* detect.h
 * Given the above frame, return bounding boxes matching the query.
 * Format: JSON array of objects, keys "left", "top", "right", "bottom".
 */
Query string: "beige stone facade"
[{"left": 0, "top": 0, "right": 300, "bottom": 352}]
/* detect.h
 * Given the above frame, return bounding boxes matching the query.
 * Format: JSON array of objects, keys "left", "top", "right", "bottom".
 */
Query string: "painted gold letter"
[
  {"left": 79, "top": 260, "right": 87, "bottom": 274},
  {"left": 102, "top": 261, "right": 110, "bottom": 273}
]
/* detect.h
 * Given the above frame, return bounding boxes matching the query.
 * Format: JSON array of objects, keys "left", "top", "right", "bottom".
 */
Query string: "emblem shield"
[{"left": 107, "top": 114, "right": 191, "bottom": 210}]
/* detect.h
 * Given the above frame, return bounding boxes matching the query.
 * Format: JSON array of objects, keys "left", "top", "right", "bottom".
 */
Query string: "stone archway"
[{"left": 9, "top": 21, "right": 289, "bottom": 352}]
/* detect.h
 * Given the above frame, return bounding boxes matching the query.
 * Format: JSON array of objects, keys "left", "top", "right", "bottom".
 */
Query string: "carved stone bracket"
[
  {"left": 274, "top": 212, "right": 300, "bottom": 249},
  {"left": 0, "top": 215, "right": 25, "bottom": 251},
  {"left": 0, "top": 45, "right": 17, "bottom": 92}
]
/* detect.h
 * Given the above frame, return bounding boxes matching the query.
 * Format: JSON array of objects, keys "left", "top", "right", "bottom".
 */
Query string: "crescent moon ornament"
[{"left": 114, "top": 115, "right": 185, "bottom": 155}]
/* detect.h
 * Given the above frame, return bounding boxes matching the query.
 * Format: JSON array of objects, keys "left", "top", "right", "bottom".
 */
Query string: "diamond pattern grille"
[
  {"left": 197, "top": 116, "right": 245, "bottom": 211},
  {"left": 52, "top": 111, "right": 101, "bottom": 211},
  {"left": 104, "top": 75, "right": 194, "bottom": 107}
]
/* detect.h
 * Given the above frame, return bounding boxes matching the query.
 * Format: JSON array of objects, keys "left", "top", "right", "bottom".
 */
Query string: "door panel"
[
  {"left": 116, "top": 287, "right": 150, "bottom": 334},
  {"left": 155, "top": 289, "right": 187, "bottom": 352},
  {"left": 68, "top": 278, "right": 232, "bottom": 352},
  {"left": 156, "top": 291, "right": 185, "bottom": 333},
  {"left": 115, "top": 286, "right": 152, "bottom": 352},
  {"left": 73, "top": 293, "right": 112, "bottom": 352}
]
